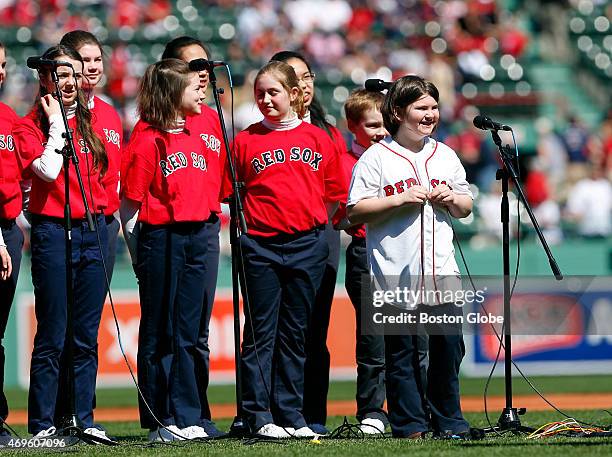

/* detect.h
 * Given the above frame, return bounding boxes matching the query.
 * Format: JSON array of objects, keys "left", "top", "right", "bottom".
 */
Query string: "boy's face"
[{"left": 349, "top": 108, "right": 388, "bottom": 147}]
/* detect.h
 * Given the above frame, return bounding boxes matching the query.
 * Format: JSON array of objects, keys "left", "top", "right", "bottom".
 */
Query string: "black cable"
[
  {"left": 450, "top": 139, "right": 610, "bottom": 431},
  {"left": 242, "top": 436, "right": 290, "bottom": 445},
  {"left": 449, "top": 132, "right": 520, "bottom": 435},
  {"left": 0, "top": 416, "right": 21, "bottom": 438},
  {"left": 326, "top": 416, "right": 388, "bottom": 439},
  {"left": 451, "top": 214, "right": 505, "bottom": 437},
  {"left": 224, "top": 69, "right": 274, "bottom": 435},
  {"left": 225, "top": 70, "right": 308, "bottom": 440},
  {"left": 83, "top": 120, "right": 196, "bottom": 443}
]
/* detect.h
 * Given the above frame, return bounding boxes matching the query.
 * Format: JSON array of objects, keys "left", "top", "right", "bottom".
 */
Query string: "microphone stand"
[
  {"left": 483, "top": 129, "right": 562, "bottom": 435},
  {"left": 48, "top": 67, "right": 114, "bottom": 446},
  {"left": 206, "top": 66, "right": 250, "bottom": 438}
]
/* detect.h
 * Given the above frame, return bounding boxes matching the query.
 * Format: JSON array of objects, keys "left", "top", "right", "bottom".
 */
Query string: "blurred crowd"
[{"left": 0, "top": 0, "right": 610, "bottom": 248}]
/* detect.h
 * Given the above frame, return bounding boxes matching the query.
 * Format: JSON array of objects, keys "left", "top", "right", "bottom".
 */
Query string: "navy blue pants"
[
  {"left": 75, "top": 215, "right": 120, "bottom": 415},
  {"left": 105, "top": 215, "right": 120, "bottom": 282},
  {"left": 57, "top": 215, "right": 119, "bottom": 418},
  {"left": 136, "top": 222, "right": 207, "bottom": 430},
  {"left": 344, "top": 237, "right": 387, "bottom": 423},
  {"left": 239, "top": 228, "right": 328, "bottom": 432},
  {"left": 28, "top": 216, "right": 107, "bottom": 434},
  {"left": 194, "top": 215, "right": 220, "bottom": 423},
  {"left": 0, "top": 221, "right": 23, "bottom": 422},
  {"left": 302, "top": 223, "right": 339, "bottom": 426},
  {"left": 384, "top": 303, "right": 468, "bottom": 437}
]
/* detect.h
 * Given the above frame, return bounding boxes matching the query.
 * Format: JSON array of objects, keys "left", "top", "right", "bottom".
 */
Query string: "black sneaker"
[{"left": 200, "top": 419, "right": 226, "bottom": 438}]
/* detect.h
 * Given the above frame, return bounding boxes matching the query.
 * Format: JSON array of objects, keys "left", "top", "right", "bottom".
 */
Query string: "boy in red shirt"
[{"left": 333, "top": 89, "right": 391, "bottom": 434}]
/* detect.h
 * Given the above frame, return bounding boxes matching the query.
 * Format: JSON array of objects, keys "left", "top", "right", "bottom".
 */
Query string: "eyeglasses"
[{"left": 297, "top": 72, "right": 316, "bottom": 83}]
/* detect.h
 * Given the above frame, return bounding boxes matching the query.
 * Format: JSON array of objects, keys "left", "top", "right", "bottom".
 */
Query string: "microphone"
[
  {"left": 473, "top": 115, "right": 512, "bottom": 132},
  {"left": 365, "top": 79, "right": 392, "bottom": 92},
  {"left": 188, "top": 58, "right": 227, "bottom": 72},
  {"left": 27, "top": 56, "right": 73, "bottom": 70}
]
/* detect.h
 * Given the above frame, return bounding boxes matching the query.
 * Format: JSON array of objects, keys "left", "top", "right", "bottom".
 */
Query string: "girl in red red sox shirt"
[
  {"left": 60, "top": 31, "right": 123, "bottom": 280},
  {"left": 120, "top": 59, "right": 213, "bottom": 442},
  {"left": 270, "top": 51, "right": 347, "bottom": 434},
  {"left": 159, "top": 35, "right": 225, "bottom": 438},
  {"left": 220, "top": 60, "right": 345, "bottom": 439},
  {"left": 13, "top": 44, "right": 109, "bottom": 439}
]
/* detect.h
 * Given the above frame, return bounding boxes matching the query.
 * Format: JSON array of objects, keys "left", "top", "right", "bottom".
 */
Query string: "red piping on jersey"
[
  {"left": 381, "top": 140, "right": 431, "bottom": 295},
  {"left": 424, "top": 140, "right": 441, "bottom": 304},
  {"left": 380, "top": 142, "right": 422, "bottom": 185},
  {"left": 420, "top": 205, "right": 425, "bottom": 295}
]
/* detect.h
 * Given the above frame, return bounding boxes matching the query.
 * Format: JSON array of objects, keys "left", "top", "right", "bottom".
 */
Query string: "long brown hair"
[
  {"left": 138, "top": 59, "right": 193, "bottom": 130},
  {"left": 35, "top": 45, "right": 108, "bottom": 175},
  {"left": 255, "top": 61, "right": 305, "bottom": 119}
]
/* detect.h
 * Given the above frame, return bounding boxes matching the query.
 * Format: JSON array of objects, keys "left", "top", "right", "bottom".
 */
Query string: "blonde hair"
[
  {"left": 138, "top": 59, "right": 194, "bottom": 130},
  {"left": 344, "top": 89, "right": 385, "bottom": 124},
  {"left": 255, "top": 61, "right": 305, "bottom": 119}
]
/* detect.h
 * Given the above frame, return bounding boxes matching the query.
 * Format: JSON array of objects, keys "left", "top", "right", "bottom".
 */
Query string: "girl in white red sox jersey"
[
  {"left": 347, "top": 76, "right": 472, "bottom": 439},
  {"left": 220, "top": 61, "right": 345, "bottom": 439},
  {"left": 120, "top": 59, "right": 212, "bottom": 442},
  {"left": 60, "top": 31, "right": 123, "bottom": 280}
]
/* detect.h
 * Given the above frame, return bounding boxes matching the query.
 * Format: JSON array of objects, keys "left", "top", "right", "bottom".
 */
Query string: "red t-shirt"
[
  {"left": 91, "top": 96, "right": 122, "bottom": 215},
  {"left": 122, "top": 122, "right": 213, "bottom": 224},
  {"left": 332, "top": 149, "right": 366, "bottom": 238},
  {"left": 14, "top": 111, "right": 108, "bottom": 218},
  {"left": 0, "top": 102, "right": 21, "bottom": 219},
  {"left": 186, "top": 105, "right": 224, "bottom": 214},
  {"left": 328, "top": 124, "right": 347, "bottom": 156},
  {"left": 220, "top": 121, "right": 347, "bottom": 237}
]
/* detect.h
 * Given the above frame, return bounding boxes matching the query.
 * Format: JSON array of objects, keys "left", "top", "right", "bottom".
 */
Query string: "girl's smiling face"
[
  {"left": 180, "top": 72, "right": 203, "bottom": 116},
  {"left": 395, "top": 94, "right": 439, "bottom": 148},
  {"left": 78, "top": 43, "right": 103, "bottom": 90}
]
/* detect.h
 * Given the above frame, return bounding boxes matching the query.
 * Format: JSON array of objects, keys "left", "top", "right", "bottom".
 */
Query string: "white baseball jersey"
[{"left": 347, "top": 136, "right": 472, "bottom": 308}]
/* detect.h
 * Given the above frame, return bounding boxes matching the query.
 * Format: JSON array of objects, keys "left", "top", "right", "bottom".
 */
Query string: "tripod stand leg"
[{"left": 483, "top": 407, "right": 534, "bottom": 435}]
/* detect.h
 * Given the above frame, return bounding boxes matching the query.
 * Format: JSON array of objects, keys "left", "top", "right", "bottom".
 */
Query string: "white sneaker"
[
  {"left": 290, "top": 426, "right": 316, "bottom": 438},
  {"left": 254, "top": 423, "right": 291, "bottom": 439},
  {"left": 34, "top": 426, "right": 57, "bottom": 438},
  {"left": 83, "top": 427, "right": 117, "bottom": 445},
  {"left": 148, "top": 425, "right": 185, "bottom": 442},
  {"left": 180, "top": 425, "right": 208, "bottom": 440},
  {"left": 359, "top": 418, "right": 385, "bottom": 435}
]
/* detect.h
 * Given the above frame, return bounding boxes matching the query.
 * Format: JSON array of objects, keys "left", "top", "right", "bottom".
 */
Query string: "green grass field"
[
  {"left": 1, "top": 410, "right": 611, "bottom": 456},
  {"left": 5, "top": 374, "right": 612, "bottom": 410},
  {"left": 3, "top": 376, "right": 611, "bottom": 455}
]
